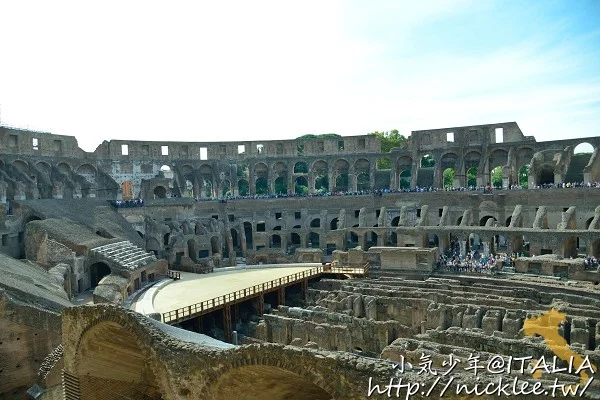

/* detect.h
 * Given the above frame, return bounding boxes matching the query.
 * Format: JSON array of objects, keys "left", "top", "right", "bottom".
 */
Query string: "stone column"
[
  {"left": 308, "top": 172, "right": 315, "bottom": 194},
  {"left": 369, "top": 171, "right": 375, "bottom": 191},
  {"left": 460, "top": 240, "right": 467, "bottom": 257},
  {"left": 0, "top": 181, "right": 7, "bottom": 203}
]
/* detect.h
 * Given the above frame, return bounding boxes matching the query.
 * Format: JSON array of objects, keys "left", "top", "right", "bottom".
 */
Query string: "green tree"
[
  {"left": 519, "top": 165, "right": 529, "bottom": 187},
  {"left": 295, "top": 183, "right": 308, "bottom": 195},
  {"left": 467, "top": 168, "right": 477, "bottom": 187},
  {"left": 421, "top": 154, "right": 435, "bottom": 168},
  {"left": 238, "top": 180, "right": 249, "bottom": 196},
  {"left": 370, "top": 130, "right": 407, "bottom": 169},
  {"left": 443, "top": 168, "right": 455, "bottom": 188},
  {"left": 296, "top": 133, "right": 341, "bottom": 139},
  {"left": 491, "top": 167, "right": 503, "bottom": 188}
]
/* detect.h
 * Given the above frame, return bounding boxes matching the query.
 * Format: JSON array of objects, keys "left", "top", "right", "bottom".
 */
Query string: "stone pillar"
[
  {"left": 308, "top": 172, "right": 315, "bottom": 194},
  {"left": 328, "top": 171, "right": 334, "bottom": 192},
  {"left": 351, "top": 174, "right": 357, "bottom": 192},
  {"left": 460, "top": 240, "right": 467, "bottom": 257},
  {"left": 369, "top": 171, "right": 375, "bottom": 191},
  {"left": 482, "top": 242, "right": 490, "bottom": 256},
  {"left": 0, "top": 181, "right": 7, "bottom": 203}
]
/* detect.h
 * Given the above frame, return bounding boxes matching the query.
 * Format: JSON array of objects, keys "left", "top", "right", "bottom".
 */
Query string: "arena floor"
[{"left": 151, "top": 265, "right": 319, "bottom": 314}]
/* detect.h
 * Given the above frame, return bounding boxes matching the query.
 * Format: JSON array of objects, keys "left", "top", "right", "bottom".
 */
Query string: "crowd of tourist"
[
  {"left": 109, "top": 199, "right": 144, "bottom": 208},
  {"left": 584, "top": 256, "right": 599, "bottom": 269},
  {"left": 435, "top": 251, "right": 522, "bottom": 274},
  {"left": 185, "top": 181, "right": 600, "bottom": 202}
]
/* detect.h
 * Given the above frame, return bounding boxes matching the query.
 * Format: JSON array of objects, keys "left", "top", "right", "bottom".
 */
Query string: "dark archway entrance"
[
  {"left": 153, "top": 185, "right": 167, "bottom": 198},
  {"left": 90, "top": 262, "right": 111, "bottom": 287}
]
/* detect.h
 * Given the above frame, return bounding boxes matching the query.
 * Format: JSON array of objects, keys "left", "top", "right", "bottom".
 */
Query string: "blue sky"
[{"left": 0, "top": 0, "right": 598, "bottom": 152}]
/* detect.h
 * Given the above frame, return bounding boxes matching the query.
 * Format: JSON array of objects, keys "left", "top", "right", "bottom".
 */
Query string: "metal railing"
[{"left": 162, "top": 267, "right": 324, "bottom": 324}]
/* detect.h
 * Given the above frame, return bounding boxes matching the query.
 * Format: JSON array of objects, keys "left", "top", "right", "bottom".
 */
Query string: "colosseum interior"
[{"left": 0, "top": 121, "right": 599, "bottom": 399}]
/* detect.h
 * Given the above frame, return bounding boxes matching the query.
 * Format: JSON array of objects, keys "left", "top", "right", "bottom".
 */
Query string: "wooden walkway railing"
[
  {"left": 161, "top": 263, "right": 370, "bottom": 324},
  {"left": 162, "top": 267, "right": 324, "bottom": 324}
]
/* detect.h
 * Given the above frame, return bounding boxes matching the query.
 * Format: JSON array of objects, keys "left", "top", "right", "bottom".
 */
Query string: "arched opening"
[
  {"left": 159, "top": 164, "right": 172, "bottom": 179},
  {"left": 592, "top": 239, "right": 600, "bottom": 258},
  {"left": 493, "top": 234, "right": 508, "bottom": 252},
  {"left": 76, "top": 322, "right": 163, "bottom": 399},
  {"left": 244, "top": 222, "right": 253, "bottom": 249},
  {"left": 221, "top": 180, "right": 231, "bottom": 197},
  {"left": 506, "top": 216, "right": 512, "bottom": 227},
  {"left": 420, "top": 154, "right": 435, "bottom": 168},
  {"left": 428, "top": 234, "right": 439, "bottom": 248},
  {"left": 293, "top": 162, "right": 308, "bottom": 174},
  {"left": 538, "top": 165, "right": 555, "bottom": 186},
  {"left": 349, "top": 232, "right": 359, "bottom": 247},
  {"left": 182, "top": 179, "right": 194, "bottom": 197},
  {"left": 153, "top": 186, "right": 167, "bottom": 199},
  {"left": 294, "top": 176, "right": 308, "bottom": 195},
  {"left": 390, "top": 231, "right": 398, "bottom": 245},
  {"left": 271, "top": 234, "right": 281, "bottom": 248},
  {"left": 365, "top": 231, "right": 377, "bottom": 250},
  {"left": 399, "top": 170, "right": 411, "bottom": 189},
  {"left": 203, "top": 179, "right": 213, "bottom": 198},
  {"left": 586, "top": 217, "right": 595, "bottom": 230},
  {"left": 274, "top": 176, "right": 287, "bottom": 194},
  {"left": 574, "top": 142, "right": 594, "bottom": 154},
  {"left": 567, "top": 143, "right": 594, "bottom": 183},
  {"left": 310, "top": 218, "right": 321, "bottom": 228},
  {"left": 146, "top": 238, "right": 160, "bottom": 257},
  {"left": 163, "top": 233, "right": 170, "bottom": 246},
  {"left": 208, "top": 364, "right": 331, "bottom": 400},
  {"left": 95, "top": 229, "right": 114, "bottom": 239},
  {"left": 90, "top": 262, "right": 111, "bottom": 287},
  {"left": 211, "top": 237, "right": 220, "bottom": 255},
  {"left": 457, "top": 216, "right": 463, "bottom": 226},
  {"left": 334, "top": 174, "right": 349, "bottom": 192},
  {"left": 238, "top": 179, "right": 249, "bottom": 196},
  {"left": 443, "top": 168, "right": 455, "bottom": 189},
  {"left": 466, "top": 167, "right": 478, "bottom": 188},
  {"left": 391, "top": 216, "right": 400, "bottom": 227},
  {"left": 563, "top": 236, "right": 578, "bottom": 259},
  {"left": 291, "top": 233, "right": 301, "bottom": 245},
  {"left": 330, "top": 218, "right": 338, "bottom": 230},
  {"left": 255, "top": 177, "right": 268, "bottom": 195},
  {"left": 314, "top": 174, "right": 328, "bottom": 193},
  {"left": 480, "top": 216, "right": 497, "bottom": 226},
  {"left": 356, "top": 172, "right": 370, "bottom": 191},
  {"left": 468, "top": 233, "right": 482, "bottom": 252},
  {"left": 308, "top": 232, "right": 320, "bottom": 248},
  {"left": 490, "top": 166, "right": 503, "bottom": 188},
  {"left": 516, "top": 165, "right": 528, "bottom": 187},
  {"left": 230, "top": 229, "right": 239, "bottom": 249},
  {"left": 188, "top": 239, "right": 197, "bottom": 262}
]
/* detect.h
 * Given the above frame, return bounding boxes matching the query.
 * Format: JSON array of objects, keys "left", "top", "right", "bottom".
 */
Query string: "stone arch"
[
  {"left": 391, "top": 216, "right": 400, "bottom": 227},
  {"left": 354, "top": 158, "right": 370, "bottom": 174},
  {"left": 76, "top": 163, "right": 96, "bottom": 176},
  {"left": 488, "top": 149, "right": 508, "bottom": 170},
  {"left": 294, "top": 176, "right": 308, "bottom": 194},
  {"left": 518, "top": 165, "right": 529, "bottom": 187},
  {"left": 479, "top": 215, "right": 497, "bottom": 226},
  {"left": 538, "top": 165, "right": 555, "bottom": 185},
  {"left": 330, "top": 218, "right": 338, "bottom": 230},
  {"left": 310, "top": 218, "right": 321, "bottom": 228},
  {"left": 90, "top": 261, "right": 111, "bottom": 287},
  {"left": 255, "top": 177, "right": 268, "bottom": 195},
  {"left": 207, "top": 364, "right": 331, "bottom": 400},
  {"left": 574, "top": 142, "right": 595, "bottom": 154},
  {"left": 146, "top": 238, "right": 161, "bottom": 257},
  {"left": 271, "top": 234, "right": 281, "bottom": 248},
  {"left": 74, "top": 319, "right": 163, "bottom": 399},
  {"left": 274, "top": 176, "right": 287, "bottom": 194},
  {"left": 57, "top": 162, "right": 72, "bottom": 175},
  {"left": 466, "top": 167, "right": 478, "bottom": 187},
  {"left": 312, "top": 160, "right": 329, "bottom": 193},
  {"left": 238, "top": 179, "right": 249, "bottom": 196},
  {"left": 365, "top": 230, "right": 378, "bottom": 250},
  {"left": 153, "top": 185, "right": 167, "bottom": 198},
  {"left": 221, "top": 179, "right": 231, "bottom": 197},
  {"left": 35, "top": 161, "right": 52, "bottom": 175},
  {"left": 199, "top": 164, "right": 214, "bottom": 197},
  {"left": 211, "top": 236, "right": 220, "bottom": 254},
  {"left": 308, "top": 232, "right": 320, "bottom": 248},
  {"left": 356, "top": 172, "right": 370, "bottom": 191},
  {"left": 332, "top": 159, "right": 350, "bottom": 192},
  {"left": 12, "top": 159, "right": 29, "bottom": 173},
  {"left": 567, "top": 142, "right": 594, "bottom": 183},
  {"left": 443, "top": 168, "right": 455, "bottom": 189},
  {"left": 428, "top": 234, "right": 439, "bottom": 248},
  {"left": 440, "top": 152, "right": 458, "bottom": 170},
  {"left": 293, "top": 161, "right": 308, "bottom": 174},
  {"left": 290, "top": 232, "right": 301, "bottom": 245},
  {"left": 399, "top": 170, "right": 411, "bottom": 189}
]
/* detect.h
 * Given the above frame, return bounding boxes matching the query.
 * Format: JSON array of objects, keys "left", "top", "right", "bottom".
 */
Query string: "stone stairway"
[{"left": 90, "top": 241, "right": 157, "bottom": 271}]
